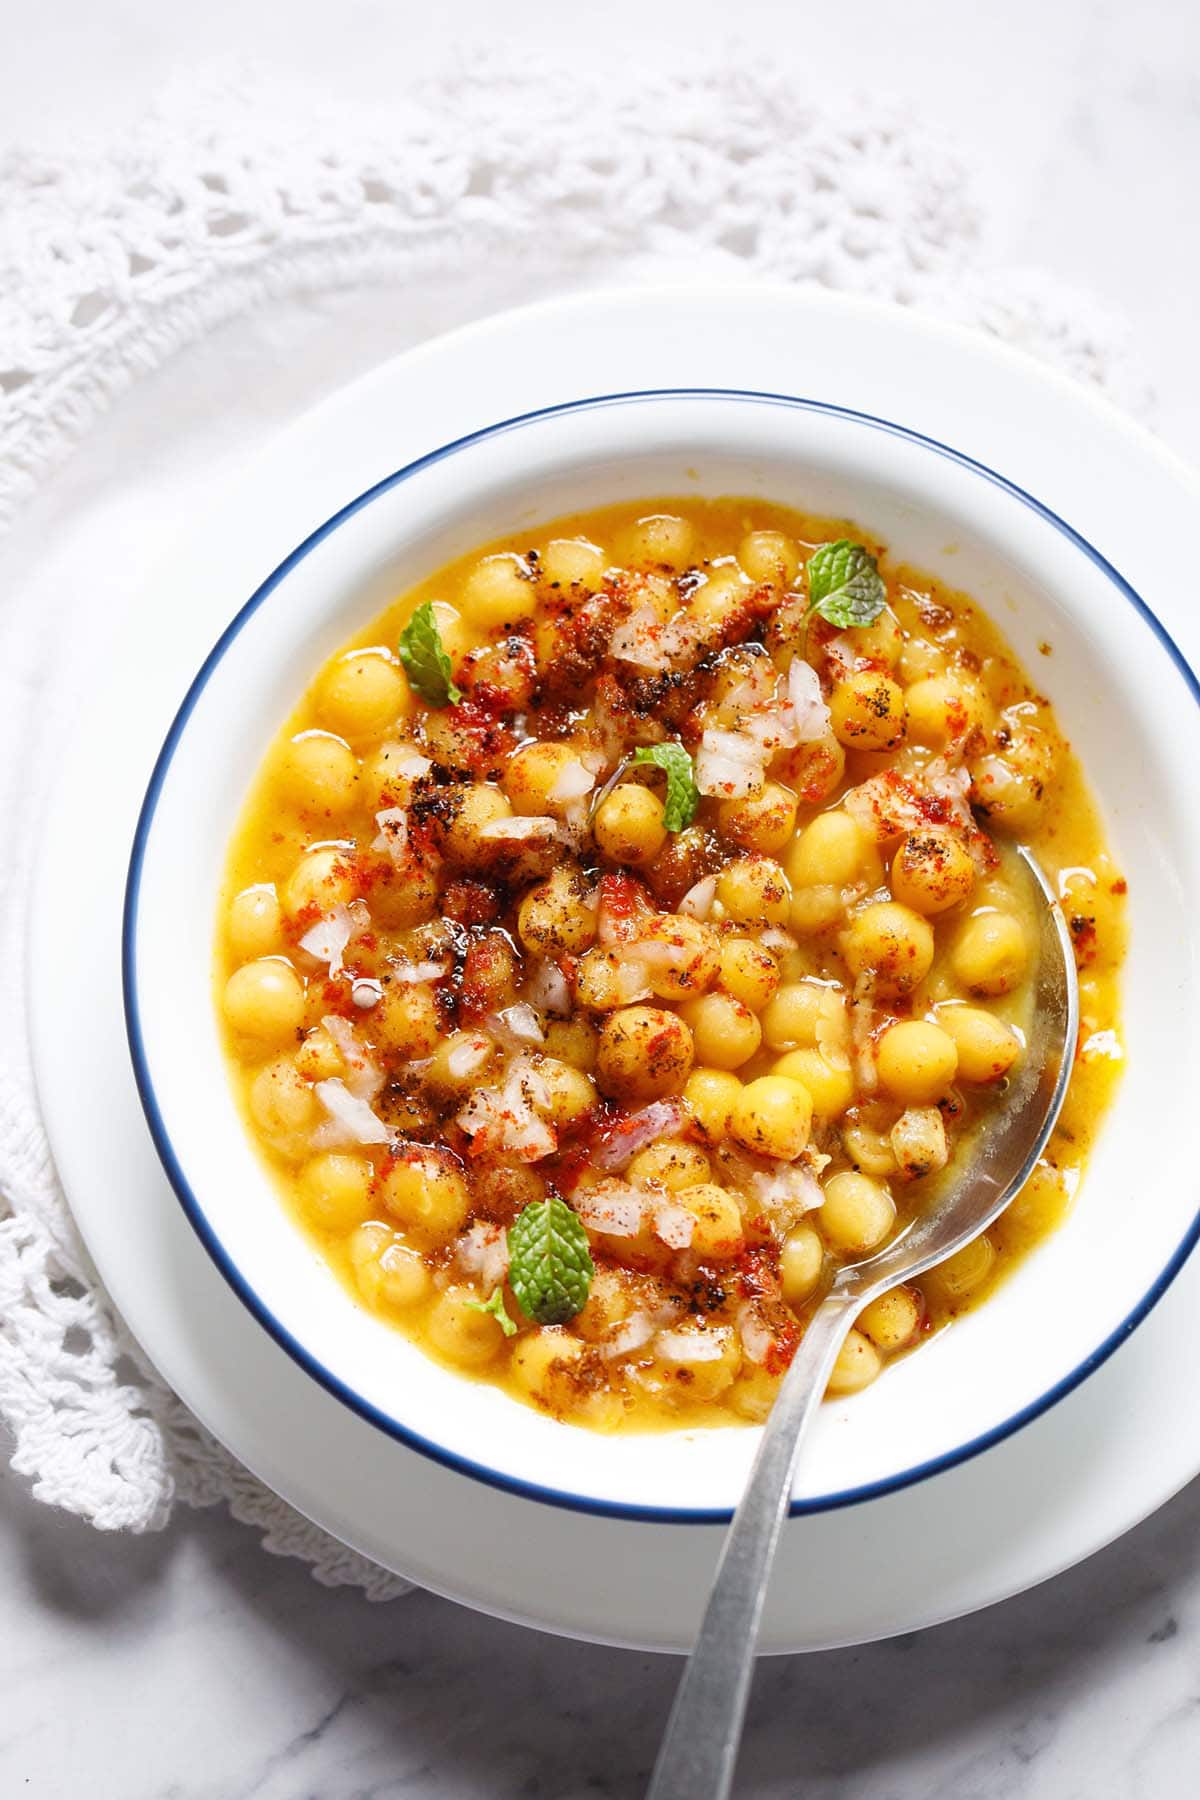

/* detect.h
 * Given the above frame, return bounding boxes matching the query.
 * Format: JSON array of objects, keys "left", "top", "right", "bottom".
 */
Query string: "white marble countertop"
[{"left": 5, "top": 1, "right": 1200, "bottom": 1794}]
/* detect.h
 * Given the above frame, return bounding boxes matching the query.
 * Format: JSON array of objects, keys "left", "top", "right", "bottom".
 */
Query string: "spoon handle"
[{"left": 646, "top": 1291, "right": 857, "bottom": 1800}]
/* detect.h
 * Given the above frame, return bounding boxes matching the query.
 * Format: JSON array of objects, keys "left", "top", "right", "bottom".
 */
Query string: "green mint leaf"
[
  {"left": 631, "top": 742, "right": 700, "bottom": 832},
  {"left": 464, "top": 1286, "right": 518, "bottom": 1337},
  {"left": 397, "top": 600, "right": 463, "bottom": 706},
  {"left": 507, "top": 1196, "right": 594, "bottom": 1326},
  {"left": 805, "top": 540, "right": 886, "bottom": 630}
]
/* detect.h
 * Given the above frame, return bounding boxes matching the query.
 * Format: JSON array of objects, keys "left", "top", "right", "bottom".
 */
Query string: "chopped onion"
[
  {"left": 573, "top": 1180, "right": 646, "bottom": 1237},
  {"left": 653, "top": 1198, "right": 696, "bottom": 1251},
  {"left": 655, "top": 1327, "right": 727, "bottom": 1364},
  {"left": 611, "top": 604, "right": 670, "bottom": 669},
  {"left": 321, "top": 1014, "right": 384, "bottom": 1101},
  {"left": 455, "top": 1220, "right": 509, "bottom": 1290},
  {"left": 613, "top": 957, "right": 654, "bottom": 1004},
  {"left": 447, "top": 1034, "right": 493, "bottom": 1080},
  {"left": 371, "top": 806, "right": 410, "bottom": 863},
  {"left": 476, "top": 815, "right": 560, "bottom": 842},
  {"left": 548, "top": 758, "right": 597, "bottom": 804},
  {"left": 842, "top": 773, "right": 929, "bottom": 842},
  {"left": 526, "top": 958, "right": 572, "bottom": 1018},
  {"left": 600, "top": 1310, "right": 662, "bottom": 1360},
  {"left": 350, "top": 977, "right": 382, "bottom": 1010},
  {"left": 737, "top": 1302, "right": 778, "bottom": 1367},
  {"left": 678, "top": 875, "right": 717, "bottom": 921},
  {"left": 750, "top": 1160, "right": 824, "bottom": 1217},
  {"left": 759, "top": 926, "right": 798, "bottom": 953},
  {"left": 312, "top": 1077, "right": 391, "bottom": 1147},
  {"left": 455, "top": 1057, "right": 557, "bottom": 1163},
  {"left": 486, "top": 1003, "right": 545, "bottom": 1050},
  {"left": 824, "top": 633, "right": 858, "bottom": 681},
  {"left": 299, "top": 905, "right": 353, "bottom": 976},
  {"left": 695, "top": 728, "right": 766, "bottom": 799},
  {"left": 592, "top": 1100, "right": 689, "bottom": 1172},
  {"left": 389, "top": 958, "right": 450, "bottom": 984},
  {"left": 787, "top": 656, "right": 833, "bottom": 741}
]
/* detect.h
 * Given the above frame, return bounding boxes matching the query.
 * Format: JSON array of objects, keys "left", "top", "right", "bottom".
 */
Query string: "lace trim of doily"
[{"left": 0, "top": 57, "right": 1149, "bottom": 1598}]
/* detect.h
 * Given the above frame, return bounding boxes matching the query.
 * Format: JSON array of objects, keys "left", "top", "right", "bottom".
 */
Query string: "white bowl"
[{"left": 124, "top": 388, "right": 1200, "bottom": 1521}]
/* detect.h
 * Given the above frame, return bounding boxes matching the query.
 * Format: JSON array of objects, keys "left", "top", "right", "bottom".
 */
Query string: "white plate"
[{"left": 30, "top": 284, "right": 1200, "bottom": 1650}]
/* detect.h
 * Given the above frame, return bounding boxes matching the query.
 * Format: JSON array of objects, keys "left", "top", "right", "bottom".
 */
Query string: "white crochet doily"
[{"left": 0, "top": 59, "right": 1149, "bottom": 1598}]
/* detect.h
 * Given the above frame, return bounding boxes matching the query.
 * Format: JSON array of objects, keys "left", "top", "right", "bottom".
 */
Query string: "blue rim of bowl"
[{"left": 124, "top": 386, "right": 1200, "bottom": 1524}]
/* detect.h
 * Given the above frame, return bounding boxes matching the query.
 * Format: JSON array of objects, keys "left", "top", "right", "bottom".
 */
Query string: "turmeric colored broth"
[{"left": 217, "top": 497, "right": 1125, "bottom": 1431}]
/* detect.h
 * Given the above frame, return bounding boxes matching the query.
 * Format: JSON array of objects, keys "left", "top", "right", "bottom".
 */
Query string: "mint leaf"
[
  {"left": 631, "top": 743, "right": 700, "bottom": 832},
  {"left": 464, "top": 1286, "right": 518, "bottom": 1337},
  {"left": 805, "top": 540, "right": 886, "bottom": 630},
  {"left": 507, "top": 1196, "right": 594, "bottom": 1325},
  {"left": 397, "top": 600, "right": 462, "bottom": 706}
]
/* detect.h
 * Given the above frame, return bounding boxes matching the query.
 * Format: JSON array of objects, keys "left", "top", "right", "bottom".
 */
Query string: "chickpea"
[
  {"left": 876, "top": 1021, "right": 959, "bottom": 1105},
  {"left": 297, "top": 1151, "right": 374, "bottom": 1231},
  {"left": 1060, "top": 869, "right": 1125, "bottom": 971},
  {"left": 716, "top": 855, "right": 792, "bottom": 927},
  {"left": 369, "top": 859, "right": 440, "bottom": 930},
  {"left": 936, "top": 1005, "right": 1022, "bottom": 1082},
  {"left": 820, "top": 1171, "right": 896, "bottom": 1253},
  {"left": 543, "top": 1016, "right": 599, "bottom": 1071},
  {"left": 772, "top": 1047, "right": 854, "bottom": 1119},
  {"left": 676, "top": 1183, "right": 745, "bottom": 1258},
  {"left": 951, "top": 910, "right": 1028, "bottom": 996},
  {"left": 683, "top": 1068, "right": 744, "bottom": 1142},
  {"left": 639, "top": 916, "right": 721, "bottom": 1002},
  {"left": 762, "top": 980, "right": 849, "bottom": 1054},
  {"left": 829, "top": 670, "right": 907, "bottom": 751},
  {"left": 628, "top": 1141, "right": 713, "bottom": 1191},
  {"left": 775, "top": 736, "right": 846, "bottom": 807},
  {"left": 789, "top": 884, "right": 846, "bottom": 935},
  {"left": 841, "top": 1105, "right": 899, "bottom": 1178},
  {"left": 618, "top": 513, "right": 696, "bottom": 572},
  {"left": 932, "top": 1233, "right": 996, "bottom": 1300},
  {"left": 717, "top": 782, "right": 798, "bottom": 855},
  {"left": 347, "top": 1222, "right": 431, "bottom": 1311},
  {"left": 459, "top": 553, "right": 537, "bottom": 631},
  {"left": 378, "top": 1146, "right": 470, "bottom": 1241},
  {"left": 511, "top": 1328, "right": 589, "bottom": 1410},
  {"left": 538, "top": 536, "right": 607, "bottom": 592},
  {"left": 374, "top": 980, "right": 441, "bottom": 1058},
  {"left": 575, "top": 947, "right": 637, "bottom": 1011},
  {"left": 361, "top": 739, "right": 430, "bottom": 810},
  {"left": 503, "top": 741, "right": 579, "bottom": 815},
  {"left": 573, "top": 1266, "right": 634, "bottom": 1343},
  {"left": 294, "top": 1022, "right": 343, "bottom": 1082},
  {"left": 905, "top": 674, "right": 991, "bottom": 748},
  {"left": 718, "top": 938, "right": 780, "bottom": 1010},
  {"left": 427, "top": 1284, "right": 507, "bottom": 1366},
  {"left": 826, "top": 1328, "right": 883, "bottom": 1395},
  {"left": 730, "top": 1075, "right": 813, "bottom": 1161},
  {"left": 425, "top": 1029, "right": 498, "bottom": 1100},
  {"left": 738, "top": 529, "right": 800, "bottom": 585},
  {"left": 729, "top": 1365, "right": 779, "bottom": 1422},
  {"left": 848, "top": 609, "right": 903, "bottom": 669},
  {"left": 678, "top": 993, "right": 762, "bottom": 1069},
  {"left": 445, "top": 783, "right": 513, "bottom": 863},
  {"left": 785, "top": 809, "right": 876, "bottom": 889},
  {"left": 281, "top": 846, "right": 358, "bottom": 919},
  {"left": 463, "top": 638, "right": 536, "bottom": 711},
  {"left": 227, "top": 885, "right": 282, "bottom": 960},
  {"left": 970, "top": 721, "right": 1056, "bottom": 833},
  {"left": 858, "top": 1286, "right": 923, "bottom": 1353},
  {"left": 248, "top": 1054, "right": 319, "bottom": 1160},
  {"left": 841, "top": 902, "right": 935, "bottom": 997},
  {"left": 780, "top": 1221, "right": 825, "bottom": 1304},
  {"left": 280, "top": 732, "right": 359, "bottom": 815},
  {"left": 689, "top": 566, "right": 751, "bottom": 639},
  {"left": 890, "top": 829, "right": 975, "bottom": 916},
  {"left": 593, "top": 784, "right": 668, "bottom": 867},
  {"left": 596, "top": 1006, "right": 694, "bottom": 1101},
  {"left": 517, "top": 866, "right": 598, "bottom": 955},
  {"left": 890, "top": 1106, "right": 949, "bottom": 1181},
  {"left": 898, "top": 637, "right": 945, "bottom": 684},
  {"left": 223, "top": 958, "right": 305, "bottom": 1043},
  {"left": 537, "top": 1058, "right": 598, "bottom": 1126},
  {"left": 315, "top": 650, "right": 408, "bottom": 742}
]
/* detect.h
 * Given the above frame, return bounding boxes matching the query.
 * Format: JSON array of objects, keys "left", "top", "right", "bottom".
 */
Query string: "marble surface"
[{"left": 6, "top": 0, "right": 1200, "bottom": 1794}]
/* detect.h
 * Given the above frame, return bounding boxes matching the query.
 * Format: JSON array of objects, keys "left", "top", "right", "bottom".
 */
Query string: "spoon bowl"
[{"left": 648, "top": 845, "right": 1079, "bottom": 1800}]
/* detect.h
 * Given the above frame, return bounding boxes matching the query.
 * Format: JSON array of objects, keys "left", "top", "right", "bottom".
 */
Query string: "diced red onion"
[
  {"left": 321, "top": 1014, "right": 384, "bottom": 1101},
  {"left": 476, "top": 815, "right": 560, "bottom": 842},
  {"left": 655, "top": 1327, "right": 727, "bottom": 1364},
  {"left": 653, "top": 1198, "right": 696, "bottom": 1251},
  {"left": 371, "top": 807, "right": 410, "bottom": 863},
  {"left": 787, "top": 656, "right": 833, "bottom": 742},
  {"left": 351, "top": 977, "right": 382, "bottom": 1010},
  {"left": 592, "top": 1101, "right": 689, "bottom": 1172},
  {"left": 486, "top": 1003, "right": 545, "bottom": 1051},
  {"left": 737, "top": 1302, "right": 778, "bottom": 1367},
  {"left": 299, "top": 905, "right": 354, "bottom": 976},
  {"left": 447, "top": 1034, "right": 493, "bottom": 1080},
  {"left": 549, "top": 759, "right": 597, "bottom": 804},
  {"left": 455, "top": 1220, "right": 510, "bottom": 1289},
  {"left": 750, "top": 1161, "right": 824, "bottom": 1215},
  {"left": 759, "top": 926, "right": 797, "bottom": 953},
  {"left": 573, "top": 1180, "right": 646, "bottom": 1237},
  {"left": 600, "top": 1310, "right": 661, "bottom": 1360},
  {"left": 390, "top": 959, "right": 450, "bottom": 985}
]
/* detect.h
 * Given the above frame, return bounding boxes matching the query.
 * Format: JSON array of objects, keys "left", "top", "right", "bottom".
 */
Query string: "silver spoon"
[{"left": 647, "top": 845, "right": 1078, "bottom": 1800}]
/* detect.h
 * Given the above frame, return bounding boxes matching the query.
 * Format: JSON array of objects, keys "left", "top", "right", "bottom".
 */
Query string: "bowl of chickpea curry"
[{"left": 129, "top": 391, "right": 1200, "bottom": 1517}]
